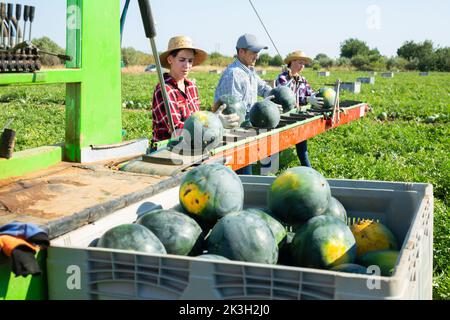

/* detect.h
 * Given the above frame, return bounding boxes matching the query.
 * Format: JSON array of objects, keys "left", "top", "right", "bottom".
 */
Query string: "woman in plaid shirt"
[
  {"left": 275, "top": 51, "right": 323, "bottom": 168},
  {"left": 151, "top": 36, "right": 208, "bottom": 150}
]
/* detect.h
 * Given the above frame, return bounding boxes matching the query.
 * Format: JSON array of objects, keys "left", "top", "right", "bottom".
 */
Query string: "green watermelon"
[
  {"left": 291, "top": 215, "right": 356, "bottom": 269},
  {"left": 179, "top": 164, "right": 244, "bottom": 223},
  {"left": 331, "top": 263, "right": 368, "bottom": 274},
  {"left": 358, "top": 250, "right": 399, "bottom": 276},
  {"left": 278, "top": 231, "right": 296, "bottom": 266},
  {"left": 196, "top": 254, "right": 229, "bottom": 261},
  {"left": 242, "top": 208, "right": 287, "bottom": 246},
  {"left": 316, "top": 87, "right": 336, "bottom": 109},
  {"left": 323, "top": 197, "right": 347, "bottom": 223},
  {"left": 206, "top": 212, "right": 278, "bottom": 264},
  {"left": 268, "top": 166, "right": 331, "bottom": 225},
  {"left": 136, "top": 209, "right": 203, "bottom": 256},
  {"left": 181, "top": 111, "right": 223, "bottom": 152},
  {"left": 249, "top": 100, "right": 280, "bottom": 128},
  {"left": 96, "top": 224, "right": 167, "bottom": 254},
  {"left": 270, "top": 86, "right": 296, "bottom": 112},
  {"left": 216, "top": 94, "right": 246, "bottom": 125}
]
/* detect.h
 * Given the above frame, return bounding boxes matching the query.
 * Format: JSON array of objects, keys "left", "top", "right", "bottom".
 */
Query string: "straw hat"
[
  {"left": 159, "top": 36, "right": 208, "bottom": 69},
  {"left": 284, "top": 50, "right": 312, "bottom": 66}
]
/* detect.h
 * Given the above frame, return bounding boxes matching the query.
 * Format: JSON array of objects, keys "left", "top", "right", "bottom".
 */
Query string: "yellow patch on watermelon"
[
  {"left": 179, "top": 182, "right": 210, "bottom": 215},
  {"left": 350, "top": 220, "right": 397, "bottom": 257},
  {"left": 194, "top": 111, "right": 209, "bottom": 124},
  {"left": 323, "top": 238, "right": 350, "bottom": 265},
  {"left": 271, "top": 171, "right": 300, "bottom": 191},
  {"left": 323, "top": 89, "right": 333, "bottom": 99}
]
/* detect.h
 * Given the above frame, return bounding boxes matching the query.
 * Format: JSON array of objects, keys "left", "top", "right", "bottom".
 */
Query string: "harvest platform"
[{"left": 0, "top": 100, "right": 369, "bottom": 240}]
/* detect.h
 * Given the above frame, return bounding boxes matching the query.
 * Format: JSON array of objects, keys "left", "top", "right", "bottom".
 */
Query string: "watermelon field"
[{"left": 0, "top": 69, "right": 449, "bottom": 299}]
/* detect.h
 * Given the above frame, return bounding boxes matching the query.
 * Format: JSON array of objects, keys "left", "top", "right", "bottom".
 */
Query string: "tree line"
[{"left": 33, "top": 36, "right": 449, "bottom": 72}]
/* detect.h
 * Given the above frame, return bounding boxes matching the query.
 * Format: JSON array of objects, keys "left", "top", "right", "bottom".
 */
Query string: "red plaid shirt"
[{"left": 152, "top": 73, "right": 201, "bottom": 144}]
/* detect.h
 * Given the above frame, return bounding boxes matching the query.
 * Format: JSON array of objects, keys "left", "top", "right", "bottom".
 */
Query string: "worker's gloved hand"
[
  {"left": 215, "top": 104, "right": 240, "bottom": 129},
  {"left": 307, "top": 94, "right": 324, "bottom": 108},
  {"left": 11, "top": 246, "right": 41, "bottom": 277}
]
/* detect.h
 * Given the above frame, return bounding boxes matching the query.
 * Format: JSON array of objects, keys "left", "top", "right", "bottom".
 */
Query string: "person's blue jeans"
[{"left": 296, "top": 140, "right": 312, "bottom": 167}]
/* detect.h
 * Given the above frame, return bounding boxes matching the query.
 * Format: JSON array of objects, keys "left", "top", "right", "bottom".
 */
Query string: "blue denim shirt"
[{"left": 214, "top": 59, "right": 273, "bottom": 116}]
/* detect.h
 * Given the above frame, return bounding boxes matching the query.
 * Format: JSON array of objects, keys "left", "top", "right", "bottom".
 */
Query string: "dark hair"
[{"left": 170, "top": 48, "right": 196, "bottom": 57}]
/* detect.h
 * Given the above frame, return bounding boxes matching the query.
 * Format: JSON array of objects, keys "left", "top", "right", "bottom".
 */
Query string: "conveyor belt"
[{"left": 120, "top": 101, "right": 370, "bottom": 175}]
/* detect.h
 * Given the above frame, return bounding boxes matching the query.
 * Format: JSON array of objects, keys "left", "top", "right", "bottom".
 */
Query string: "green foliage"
[
  {"left": 315, "top": 53, "right": 329, "bottom": 60},
  {"left": 256, "top": 53, "right": 271, "bottom": 66},
  {"left": 340, "top": 38, "right": 370, "bottom": 58},
  {"left": 32, "top": 37, "right": 65, "bottom": 66},
  {"left": 205, "top": 52, "right": 234, "bottom": 67},
  {"left": 316, "top": 56, "right": 334, "bottom": 69},
  {"left": 397, "top": 40, "right": 450, "bottom": 72},
  {"left": 121, "top": 47, "right": 153, "bottom": 66},
  {"left": 269, "top": 54, "right": 283, "bottom": 67},
  {"left": 386, "top": 57, "right": 409, "bottom": 71},
  {"left": 434, "top": 48, "right": 450, "bottom": 72}
]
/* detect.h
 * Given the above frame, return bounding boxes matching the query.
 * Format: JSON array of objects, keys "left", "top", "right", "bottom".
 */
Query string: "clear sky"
[{"left": 21, "top": 0, "right": 450, "bottom": 59}]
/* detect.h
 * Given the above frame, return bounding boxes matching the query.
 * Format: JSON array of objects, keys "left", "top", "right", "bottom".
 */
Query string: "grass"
[{"left": 0, "top": 69, "right": 449, "bottom": 299}]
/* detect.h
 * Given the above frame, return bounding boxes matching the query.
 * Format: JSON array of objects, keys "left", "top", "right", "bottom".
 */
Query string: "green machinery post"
[{"left": 0, "top": 0, "right": 130, "bottom": 179}]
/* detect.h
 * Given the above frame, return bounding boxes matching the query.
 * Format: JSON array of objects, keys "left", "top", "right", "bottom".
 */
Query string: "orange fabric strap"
[{"left": 0, "top": 234, "right": 37, "bottom": 257}]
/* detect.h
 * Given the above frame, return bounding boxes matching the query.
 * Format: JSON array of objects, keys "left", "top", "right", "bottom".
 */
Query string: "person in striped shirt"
[{"left": 275, "top": 51, "right": 324, "bottom": 167}]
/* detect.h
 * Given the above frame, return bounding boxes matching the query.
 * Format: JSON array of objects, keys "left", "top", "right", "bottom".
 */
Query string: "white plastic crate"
[{"left": 47, "top": 177, "right": 433, "bottom": 300}]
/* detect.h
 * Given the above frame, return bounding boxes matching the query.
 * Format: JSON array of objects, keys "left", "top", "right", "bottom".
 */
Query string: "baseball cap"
[{"left": 236, "top": 34, "right": 268, "bottom": 53}]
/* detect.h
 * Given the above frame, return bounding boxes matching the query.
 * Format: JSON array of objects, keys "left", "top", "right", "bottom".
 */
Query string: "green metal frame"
[{"left": 0, "top": 0, "right": 123, "bottom": 179}]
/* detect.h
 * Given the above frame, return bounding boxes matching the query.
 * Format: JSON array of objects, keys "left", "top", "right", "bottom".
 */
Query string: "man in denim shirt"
[{"left": 214, "top": 34, "right": 273, "bottom": 174}]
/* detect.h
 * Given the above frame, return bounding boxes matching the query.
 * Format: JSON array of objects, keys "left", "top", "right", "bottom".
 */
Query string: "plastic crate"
[{"left": 47, "top": 177, "right": 433, "bottom": 300}]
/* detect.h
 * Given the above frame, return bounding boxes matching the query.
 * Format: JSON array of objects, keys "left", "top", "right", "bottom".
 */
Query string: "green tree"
[
  {"left": 434, "top": 47, "right": 450, "bottom": 72},
  {"left": 317, "top": 57, "right": 334, "bottom": 69},
  {"left": 32, "top": 36, "right": 65, "bottom": 66},
  {"left": 397, "top": 40, "right": 434, "bottom": 62},
  {"left": 269, "top": 54, "right": 283, "bottom": 66},
  {"left": 315, "top": 53, "right": 329, "bottom": 60},
  {"left": 121, "top": 47, "right": 140, "bottom": 66},
  {"left": 256, "top": 53, "right": 271, "bottom": 66},
  {"left": 350, "top": 55, "right": 370, "bottom": 70},
  {"left": 340, "top": 38, "right": 370, "bottom": 58},
  {"left": 386, "top": 57, "right": 408, "bottom": 71}
]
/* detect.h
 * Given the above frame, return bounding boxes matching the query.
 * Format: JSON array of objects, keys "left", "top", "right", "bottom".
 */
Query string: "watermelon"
[
  {"left": 96, "top": 224, "right": 167, "bottom": 254},
  {"left": 216, "top": 94, "right": 246, "bottom": 125},
  {"left": 358, "top": 250, "right": 399, "bottom": 276},
  {"left": 268, "top": 166, "right": 331, "bottom": 225},
  {"left": 196, "top": 254, "right": 229, "bottom": 261},
  {"left": 291, "top": 215, "right": 356, "bottom": 269},
  {"left": 249, "top": 100, "right": 280, "bottom": 128},
  {"left": 350, "top": 219, "right": 398, "bottom": 257},
  {"left": 206, "top": 212, "right": 278, "bottom": 264},
  {"left": 269, "top": 86, "right": 296, "bottom": 113},
  {"left": 181, "top": 111, "right": 223, "bottom": 152},
  {"left": 331, "top": 263, "right": 368, "bottom": 274},
  {"left": 242, "top": 208, "right": 287, "bottom": 246},
  {"left": 179, "top": 163, "right": 244, "bottom": 223},
  {"left": 315, "top": 87, "right": 336, "bottom": 109},
  {"left": 136, "top": 209, "right": 203, "bottom": 256},
  {"left": 323, "top": 197, "right": 347, "bottom": 223},
  {"left": 278, "top": 231, "right": 296, "bottom": 266}
]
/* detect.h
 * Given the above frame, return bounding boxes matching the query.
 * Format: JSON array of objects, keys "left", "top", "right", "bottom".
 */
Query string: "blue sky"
[{"left": 22, "top": 0, "right": 450, "bottom": 59}]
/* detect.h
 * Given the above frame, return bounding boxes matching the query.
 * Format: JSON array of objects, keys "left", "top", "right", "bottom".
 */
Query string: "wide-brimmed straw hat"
[
  {"left": 159, "top": 36, "right": 208, "bottom": 69},
  {"left": 284, "top": 50, "right": 312, "bottom": 66}
]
